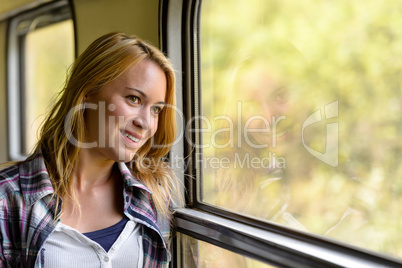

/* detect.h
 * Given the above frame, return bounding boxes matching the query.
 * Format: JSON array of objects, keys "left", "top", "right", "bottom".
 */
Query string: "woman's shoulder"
[
  {"left": 0, "top": 161, "right": 22, "bottom": 202},
  {"left": 0, "top": 153, "right": 48, "bottom": 202}
]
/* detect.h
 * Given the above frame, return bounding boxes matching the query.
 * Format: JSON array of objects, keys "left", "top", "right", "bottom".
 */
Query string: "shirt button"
[
  {"left": 104, "top": 256, "right": 109, "bottom": 262},
  {"left": 125, "top": 196, "right": 130, "bottom": 202},
  {"left": 127, "top": 221, "right": 134, "bottom": 227},
  {"left": 121, "top": 234, "right": 127, "bottom": 240}
]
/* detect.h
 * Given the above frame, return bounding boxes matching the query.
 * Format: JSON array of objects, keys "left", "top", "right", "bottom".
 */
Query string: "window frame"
[
  {"left": 161, "top": 0, "right": 402, "bottom": 267},
  {"left": 7, "top": 0, "right": 75, "bottom": 161}
]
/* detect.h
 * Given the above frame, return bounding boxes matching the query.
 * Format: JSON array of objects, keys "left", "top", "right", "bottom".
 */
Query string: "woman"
[{"left": 0, "top": 32, "right": 180, "bottom": 267}]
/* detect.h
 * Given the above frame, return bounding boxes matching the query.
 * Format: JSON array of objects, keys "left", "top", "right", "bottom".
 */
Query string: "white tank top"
[{"left": 40, "top": 220, "right": 143, "bottom": 268}]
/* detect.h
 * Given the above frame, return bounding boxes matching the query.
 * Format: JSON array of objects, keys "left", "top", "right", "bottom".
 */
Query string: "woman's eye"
[
  {"left": 151, "top": 106, "right": 163, "bottom": 114},
  {"left": 271, "top": 88, "right": 288, "bottom": 104},
  {"left": 275, "top": 93, "right": 286, "bottom": 102},
  {"left": 128, "top": 95, "right": 140, "bottom": 104}
]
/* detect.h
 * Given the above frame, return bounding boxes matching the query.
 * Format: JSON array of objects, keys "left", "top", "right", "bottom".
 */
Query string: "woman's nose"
[{"left": 132, "top": 107, "right": 151, "bottom": 130}]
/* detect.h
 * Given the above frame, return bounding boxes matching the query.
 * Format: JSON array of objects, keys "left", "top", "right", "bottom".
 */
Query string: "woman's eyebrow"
[
  {"left": 126, "top": 87, "right": 147, "bottom": 98},
  {"left": 126, "top": 87, "right": 166, "bottom": 105},
  {"left": 154, "top": 101, "right": 167, "bottom": 106}
]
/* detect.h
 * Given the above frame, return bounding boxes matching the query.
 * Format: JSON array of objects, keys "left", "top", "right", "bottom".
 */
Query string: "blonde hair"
[{"left": 35, "top": 32, "right": 180, "bottom": 219}]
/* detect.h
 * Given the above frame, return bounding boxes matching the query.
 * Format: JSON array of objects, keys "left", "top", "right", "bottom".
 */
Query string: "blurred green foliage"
[{"left": 200, "top": 0, "right": 402, "bottom": 259}]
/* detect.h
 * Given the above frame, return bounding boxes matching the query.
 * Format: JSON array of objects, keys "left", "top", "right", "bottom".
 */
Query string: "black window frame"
[
  {"left": 7, "top": 0, "right": 75, "bottom": 161},
  {"left": 161, "top": 0, "right": 402, "bottom": 267}
]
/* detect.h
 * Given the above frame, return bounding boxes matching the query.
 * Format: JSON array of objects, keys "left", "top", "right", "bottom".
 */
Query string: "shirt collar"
[
  {"left": 19, "top": 153, "right": 55, "bottom": 206},
  {"left": 118, "top": 162, "right": 153, "bottom": 194}
]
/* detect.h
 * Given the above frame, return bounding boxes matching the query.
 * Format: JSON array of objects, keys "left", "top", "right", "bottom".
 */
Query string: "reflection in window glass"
[
  {"left": 180, "top": 233, "right": 276, "bottom": 268},
  {"left": 200, "top": 0, "right": 402, "bottom": 258},
  {"left": 23, "top": 20, "right": 74, "bottom": 154}
]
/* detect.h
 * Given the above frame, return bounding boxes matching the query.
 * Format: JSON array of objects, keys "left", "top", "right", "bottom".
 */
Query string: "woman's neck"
[
  {"left": 61, "top": 148, "right": 125, "bottom": 232},
  {"left": 73, "top": 148, "right": 117, "bottom": 191}
]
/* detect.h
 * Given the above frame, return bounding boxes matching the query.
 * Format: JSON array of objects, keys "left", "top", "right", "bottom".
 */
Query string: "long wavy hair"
[{"left": 34, "top": 32, "right": 180, "bottom": 219}]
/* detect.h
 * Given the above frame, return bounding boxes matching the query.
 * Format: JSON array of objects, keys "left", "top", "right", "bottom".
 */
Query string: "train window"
[
  {"left": 197, "top": 0, "right": 402, "bottom": 260},
  {"left": 7, "top": 1, "right": 74, "bottom": 160},
  {"left": 178, "top": 233, "right": 275, "bottom": 267},
  {"left": 197, "top": 240, "right": 274, "bottom": 268}
]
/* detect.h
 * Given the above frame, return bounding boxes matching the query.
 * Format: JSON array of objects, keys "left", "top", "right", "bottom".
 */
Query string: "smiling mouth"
[{"left": 120, "top": 130, "right": 141, "bottom": 143}]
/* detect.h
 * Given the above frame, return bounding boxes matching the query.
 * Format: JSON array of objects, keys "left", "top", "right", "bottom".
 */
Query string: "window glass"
[
  {"left": 200, "top": 0, "right": 402, "bottom": 258},
  {"left": 23, "top": 19, "right": 74, "bottom": 155},
  {"left": 180, "top": 234, "right": 276, "bottom": 267}
]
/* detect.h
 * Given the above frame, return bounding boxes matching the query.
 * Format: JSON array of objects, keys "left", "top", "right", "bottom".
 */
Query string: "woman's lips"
[{"left": 120, "top": 130, "right": 142, "bottom": 143}]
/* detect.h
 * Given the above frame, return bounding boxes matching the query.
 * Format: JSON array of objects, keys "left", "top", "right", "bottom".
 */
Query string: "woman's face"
[
  {"left": 84, "top": 58, "right": 167, "bottom": 162},
  {"left": 239, "top": 66, "right": 292, "bottom": 151}
]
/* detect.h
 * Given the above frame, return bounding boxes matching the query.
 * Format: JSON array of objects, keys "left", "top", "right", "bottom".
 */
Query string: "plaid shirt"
[{"left": 0, "top": 154, "right": 171, "bottom": 268}]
